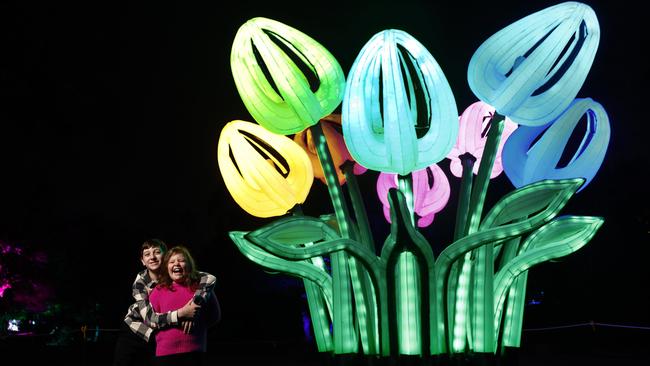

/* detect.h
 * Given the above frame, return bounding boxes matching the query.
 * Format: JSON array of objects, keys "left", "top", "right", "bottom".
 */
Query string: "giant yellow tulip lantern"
[{"left": 217, "top": 120, "right": 313, "bottom": 218}]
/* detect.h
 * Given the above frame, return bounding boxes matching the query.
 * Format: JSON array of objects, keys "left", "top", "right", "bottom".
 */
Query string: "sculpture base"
[{"left": 324, "top": 349, "right": 520, "bottom": 366}]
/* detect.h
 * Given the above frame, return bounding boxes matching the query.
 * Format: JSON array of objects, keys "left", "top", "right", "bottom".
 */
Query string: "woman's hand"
[
  {"left": 178, "top": 298, "right": 201, "bottom": 319},
  {"left": 181, "top": 320, "right": 194, "bottom": 334}
]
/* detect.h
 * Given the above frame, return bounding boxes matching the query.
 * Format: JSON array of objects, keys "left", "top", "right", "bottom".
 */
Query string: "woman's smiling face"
[{"left": 167, "top": 252, "right": 188, "bottom": 283}]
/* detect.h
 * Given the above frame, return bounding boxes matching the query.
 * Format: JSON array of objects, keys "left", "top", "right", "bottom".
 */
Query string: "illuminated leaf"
[
  {"left": 229, "top": 231, "right": 333, "bottom": 307},
  {"left": 493, "top": 215, "right": 604, "bottom": 346},
  {"left": 480, "top": 178, "right": 584, "bottom": 229}
]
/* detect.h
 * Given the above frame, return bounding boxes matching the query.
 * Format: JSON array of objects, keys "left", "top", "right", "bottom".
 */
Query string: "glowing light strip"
[
  {"left": 309, "top": 124, "right": 360, "bottom": 354},
  {"left": 397, "top": 252, "right": 421, "bottom": 354},
  {"left": 451, "top": 115, "right": 505, "bottom": 352}
]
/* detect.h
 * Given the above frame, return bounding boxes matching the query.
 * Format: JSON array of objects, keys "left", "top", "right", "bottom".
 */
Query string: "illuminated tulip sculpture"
[
  {"left": 229, "top": 16, "right": 375, "bottom": 355},
  {"left": 503, "top": 97, "right": 610, "bottom": 192},
  {"left": 467, "top": 1, "right": 600, "bottom": 126},
  {"left": 450, "top": 0, "right": 608, "bottom": 354},
  {"left": 294, "top": 113, "right": 368, "bottom": 186},
  {"left": 217, "top": 120, "right": 314, "bottom": 218},
  {"left": 342, "top": 28, "right": 460, "bottom": 356},
  {"left": 219, "top": 2, "right": 609, "bottom": 361},
  {"left": 342, "top": 29, "right": 458, "bottom": 175},
  {"left": 230, "top": 17, "right": 346, "bottom": 135},
  {"left": 447, "top": 101, "right": 518, "bottom": 180},
  {"left": 377, "top": 164, "right": 451, "bottom": 228}
]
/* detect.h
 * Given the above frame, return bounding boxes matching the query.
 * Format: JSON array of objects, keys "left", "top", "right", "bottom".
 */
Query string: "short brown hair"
[{"left": 141, "top": 238, "right": 167, "bottom": 258}]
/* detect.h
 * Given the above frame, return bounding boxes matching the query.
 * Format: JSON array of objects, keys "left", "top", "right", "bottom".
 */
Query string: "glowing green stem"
[
  {"left": 313, "top": 123, "right": 379, "bottom": 355},
  {"left": 310, "top": 123, "right": 358, "bottom": 353},
  {"left": 454, "top": 154, "right": 478, "bottom": 241},
  {"left": 501, "top": 272, "right": 527, "bottom": 350},
  {"left": 342, "top": 162, "right": 375, "bottom": 250},
  {"left": 467, "top": 114, "right": 505, "bottom": 352},
  {"left": 395, "top": 175, "right": 421, "bottom": 354},
  {"left": 342, "top": 162, "right": 380, "bottom": 354},
  {"left": 448, "top": 153, "right": 476, "bottom": 352},
  {"left": 495, "top": 234, "right": 524, "bottom": 353},
  {"left": 382, "top": 187, "right": 436, "bottom": 356},
  {"left": 292, "top": 205, "right": 333, "bottom": 352}
]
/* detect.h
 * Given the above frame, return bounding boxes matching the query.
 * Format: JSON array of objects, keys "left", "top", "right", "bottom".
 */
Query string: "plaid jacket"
[{"left": 123, "top": 269, "right": 217, "bottom": 342}]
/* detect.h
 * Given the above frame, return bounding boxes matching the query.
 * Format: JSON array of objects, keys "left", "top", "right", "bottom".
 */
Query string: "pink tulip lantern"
[
  {"left": 377, "top": 164, "right": 451, "bottom": 228},
  {"left": 447, "top": 101, "right": 518, "bottom": 179}
]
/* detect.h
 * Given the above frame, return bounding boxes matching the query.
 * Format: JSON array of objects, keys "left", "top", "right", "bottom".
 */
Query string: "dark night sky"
[{"left": 1, "top": 0, "right": 648, "bottom": 344}]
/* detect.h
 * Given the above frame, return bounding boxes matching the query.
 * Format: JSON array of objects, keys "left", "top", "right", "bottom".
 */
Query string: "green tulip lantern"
[{"left": 231, "top": 17, "right": 346, "bottom": 135}]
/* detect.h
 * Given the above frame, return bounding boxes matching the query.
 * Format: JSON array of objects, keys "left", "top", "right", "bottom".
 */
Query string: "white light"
[{"left": 8, "top": 319, "right": 19, "bottom": 332}]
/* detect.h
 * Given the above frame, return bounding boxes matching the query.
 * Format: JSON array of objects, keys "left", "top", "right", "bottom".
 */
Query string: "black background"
[{"left": 1, "top": 0, "right": 648, "bottom": 351}]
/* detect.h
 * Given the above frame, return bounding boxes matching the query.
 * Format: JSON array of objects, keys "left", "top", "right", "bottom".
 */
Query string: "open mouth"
[{"left": 172, "top": 267, "right": 183, "bottom": 274}]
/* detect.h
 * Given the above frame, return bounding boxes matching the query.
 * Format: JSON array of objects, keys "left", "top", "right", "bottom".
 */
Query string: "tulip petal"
[
  {"left": 376, "top": 164, "right": 450, "bottom": 228},
  {"left": 468, "top": 2, "right": 600, "bottom": 126},
  {"left": 447, "top": 101, "right": 518, "bottom": 179},
  {"left": 502, "top": 98, "right": 610, "bottom": 192},
  {"left": 343, "top": 29, "right": 458, "bottom": 175},
  {"left": 217, "top": 120, "right": 314, "bottom": 217},
  {"left": 231, "top": 17, "right": 346, "bottom": 135}
]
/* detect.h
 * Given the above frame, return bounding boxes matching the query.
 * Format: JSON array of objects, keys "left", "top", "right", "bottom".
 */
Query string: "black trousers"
[
  {"left": 113, "top": 322, "right": 156, "bottom": 366},
  {"left": 154, "top": 352, "right": 206, "bottom": 366}
]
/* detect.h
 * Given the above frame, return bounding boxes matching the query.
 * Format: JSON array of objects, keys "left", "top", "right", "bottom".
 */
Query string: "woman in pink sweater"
[{"left": 150, "top": 246, "right": 221, "bottom": 366}]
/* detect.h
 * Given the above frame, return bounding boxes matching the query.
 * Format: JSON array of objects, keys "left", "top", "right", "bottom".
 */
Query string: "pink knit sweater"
[{"left": 150, "top": 282, "right": 207, "bottom": 356}]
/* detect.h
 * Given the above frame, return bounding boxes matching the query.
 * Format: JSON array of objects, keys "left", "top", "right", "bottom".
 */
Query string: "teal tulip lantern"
[
  {"left": 342, "top": 29, "right": 458, "bottom": 175},
  {"left": 468, "top": 1, "right": 600, "bottom": 126}
]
